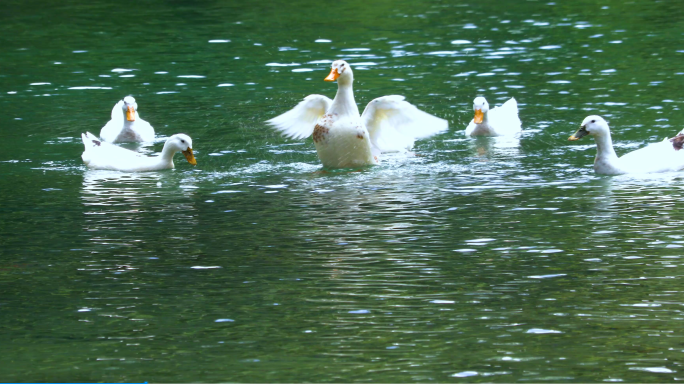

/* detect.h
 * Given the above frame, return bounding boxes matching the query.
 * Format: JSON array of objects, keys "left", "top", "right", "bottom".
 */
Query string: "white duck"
[
  {"left": 100, "top": 96, "right": 155, "bottom": 143},
  {"left": 465, "top": 96, "right": 522, "bottom": 136},
  {"left": 568, "top": 115, "right": 684, "bottom": 175},
  {"left": 81, "top": 132, "right": 196, "bottom": 172},
  {"left": 266, "top": 60, "right": 448, "bottom": 168}
]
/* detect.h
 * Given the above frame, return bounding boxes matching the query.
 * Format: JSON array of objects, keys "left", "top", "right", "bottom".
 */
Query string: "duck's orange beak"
[
  {"left": 473, "top": 109, "right": 483, "bottom": 124},
  {"left": 182, "top": 148, "right": 197, "bottom": 165},
  {"left": 325, "top": 68, "right": 340, "bottom": 82},
  {"left": 126, "top": 105, "right": 136, "bottom": 121}
]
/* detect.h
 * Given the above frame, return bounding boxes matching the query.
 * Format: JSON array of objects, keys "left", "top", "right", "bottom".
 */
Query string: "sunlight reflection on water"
[{"left": 3, "top": 0, "right": 684, "bottom": 381}]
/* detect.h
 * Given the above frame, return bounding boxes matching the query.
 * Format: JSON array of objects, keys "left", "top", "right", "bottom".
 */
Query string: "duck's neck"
[
  {"left": 593, "top": 131, "right": 619, "bottom": 167},
  {"left": 330, "top": 76, "right": 359, "bottom": 116},
  {"left": 122, "top": 119, "right": 135, "bottom": 129},
  {"left": 158, "top": 142, "right": 178, "bottom": 168}
]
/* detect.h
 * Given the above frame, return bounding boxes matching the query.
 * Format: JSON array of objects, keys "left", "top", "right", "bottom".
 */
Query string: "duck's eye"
[
  {"left": 181, "top": 139, "right": 185, "bottom": 143},
  {"left": 591, "top": 120, "right": 596, "bottom": 123}
]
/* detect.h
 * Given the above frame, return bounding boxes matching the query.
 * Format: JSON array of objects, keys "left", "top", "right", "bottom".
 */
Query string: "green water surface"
[{"left": 2, "top": 0, "right": 684, "bottom": 382}]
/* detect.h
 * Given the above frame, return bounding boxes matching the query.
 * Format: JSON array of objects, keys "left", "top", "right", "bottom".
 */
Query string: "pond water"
[{"left": 2, "top": 0, "right": 684, "bottom": 382}]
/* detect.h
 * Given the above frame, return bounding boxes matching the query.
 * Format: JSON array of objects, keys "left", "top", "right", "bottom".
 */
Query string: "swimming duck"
[
  {"left": 100, "top": 96, "right": 155, "bottom": 143},
  {"left": 266, "top": 60, "right": 448, "bottom": 168},
  {"left": 465, "top": 97, "right": 522, "bottom": 136},
  {"left": 568, "top": 115, "right": 684, "bottom": 175},
  {"left": 81, "top": 132, "right": 196, "bottom": 172}
]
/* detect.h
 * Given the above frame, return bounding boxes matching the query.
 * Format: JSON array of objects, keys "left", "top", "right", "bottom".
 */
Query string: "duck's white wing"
[
  {"left": 110, "top": 100, "right": 124, "bottom": 120},
  {"left": 99, "top": 120, "right": 120, "bottom": 142},
  {"left": 488, "top": 97, "right": 522, "bottom": 134},
  {"left": 464, "top": 120, "right": 477, "bottom": 136},
  {"left": 100, "top": 100, "right": 125, "bottom": 141},
  {"left": 266, "top": 94, "right": 333, "bottom": 140},
  {"left": 134, "top": 118, "right": 156, "bottom": 142},
  {"left": 362, "top": 95, "right": 448, "bottom": 152}
]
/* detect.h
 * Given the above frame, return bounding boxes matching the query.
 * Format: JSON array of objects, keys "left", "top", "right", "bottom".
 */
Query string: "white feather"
[
  {"left": 266, "top": 94, "right": 332, "bottom": 139},
  {"left": 618, "top": 140, "right": 684, "bottom": 173},
  {"left": 110, "top": 99, "right": 124, "bottom": 121},
  {"left": 362, "top": 95, "right": 448, "bottom": 152}
]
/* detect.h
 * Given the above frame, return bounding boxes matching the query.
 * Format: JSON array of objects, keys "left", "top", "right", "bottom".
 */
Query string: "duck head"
[
  {"left": 569, "top": 115, "right": 609, "bottom": 141},
  {"left": 122, "top": 96, "right": 138, "bottom": 122},
  {"left": 472, "top": 96, "right": 489, "bottom": 124},
  {"left": 325, "top": 60, "right": 353, "bottom": 84},
  {"left": 166, "top": 133, "right": 197, "bottom": 165}
]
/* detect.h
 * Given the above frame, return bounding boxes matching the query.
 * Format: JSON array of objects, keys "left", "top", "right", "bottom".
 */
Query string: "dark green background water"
[{"left": 2, "top": 0, "right": 684, "bottom": 382}]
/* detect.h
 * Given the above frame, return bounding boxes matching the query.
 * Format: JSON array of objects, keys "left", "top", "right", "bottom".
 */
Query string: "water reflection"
[
  {"left": 467, "top": 135, "right": 522, "bottom": 158},
  {"left": 80, "top": 170, "right": 199, "bottom": 265},
  {"left": 81, "top": 170, "right": 164, "bottom": 204},
  {"left": 287, "top": 171, "right": 454, "bottom": 364}
]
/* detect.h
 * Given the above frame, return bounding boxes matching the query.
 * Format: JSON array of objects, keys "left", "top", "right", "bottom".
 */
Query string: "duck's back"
[
  {"left": 81, "top": 132, "right": 164, "bottom": 171},
  {"left": 616, "top": 138, "right": 684, "bottom": 173}
]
